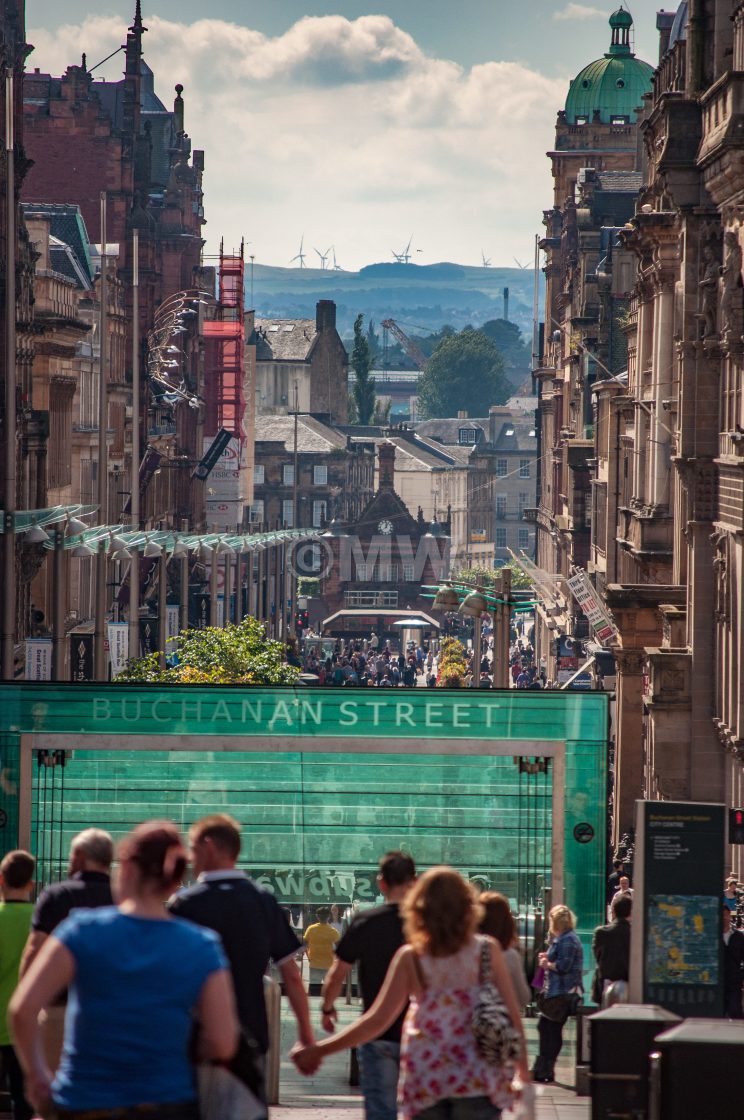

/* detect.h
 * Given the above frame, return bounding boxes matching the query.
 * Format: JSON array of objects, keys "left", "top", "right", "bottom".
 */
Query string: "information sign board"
[{"left": 631, "top": 800, "right": 724, "bottom": 1017}]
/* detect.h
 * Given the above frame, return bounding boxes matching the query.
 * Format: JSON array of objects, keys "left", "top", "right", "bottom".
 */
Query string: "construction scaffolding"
[{"left": 203, "top": 243, "right": 246, "bottom": 530}]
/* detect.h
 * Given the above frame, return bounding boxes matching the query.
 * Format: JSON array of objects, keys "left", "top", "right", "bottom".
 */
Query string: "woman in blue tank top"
[{"left": 10, "top": 820, "right": 238, "bottom": 1119}]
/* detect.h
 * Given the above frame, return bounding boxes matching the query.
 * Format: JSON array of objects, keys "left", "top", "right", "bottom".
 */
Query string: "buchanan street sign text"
[{"left": 1, "top": 684, "right": 607, "bottom": 743}]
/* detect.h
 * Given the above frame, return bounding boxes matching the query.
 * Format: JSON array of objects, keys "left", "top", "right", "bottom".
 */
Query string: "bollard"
[{"left": 264, "top": 974, "right": 281, "bottom": 1105}]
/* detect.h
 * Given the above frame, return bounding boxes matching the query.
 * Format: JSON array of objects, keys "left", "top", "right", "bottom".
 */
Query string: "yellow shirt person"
[{"left": 304, "top": 908, "right": 340, "bottom": 972}]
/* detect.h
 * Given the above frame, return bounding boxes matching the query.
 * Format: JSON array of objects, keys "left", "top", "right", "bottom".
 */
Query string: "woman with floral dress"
[{"left": 292, "top": 866, "right": 529, "bottom": 1119}]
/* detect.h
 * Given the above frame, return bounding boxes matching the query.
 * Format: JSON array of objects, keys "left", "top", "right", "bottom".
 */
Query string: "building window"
[
  {"left": 313, "top": 465, "right": 328, "bottom": 486},
  {"left": 496, "top": 459, "right": 507, "bottom": 477},
  {"left": 458, "top": 428, "right": 478, "bottom": 445},
  {"left": 496, "top": 495, "right": 507, "bottom": 520},
  {"left": 345, "top": 591, "right": 399, "bottom": 607},
  {"left": 249, "top": 500, "right": 264, "bottom": 524},
  {"left": 376, "top": 563, "right": 399, "bottom": 582},
  {"left": 283, "top": 464, "right": 294, "bottom": 486},
  {"left": 519, "top": 459, "right": 530, "bottom": 478},
  {"left": 312, "top": 499, "right": 327, "bottom": 528},
  {"left": 254, "top": 464, "right": 265, "bottom": 484},
  {"left": 518, "top": 528, "right": 529, "bottom": 549},
  {"left": 306, "top": 544, "right": 322, "bottom": 573},
  {"left": 356, "top": 563, "right": 368, "bottom": 581},
  {"left": 496, "top": 527, "right": 507, "bottom": 548},
  {"left": 282, "top": 499, "right": 294, "bottom": 527},
  {"left": 403, "top": 564, "right": 415, "bottom": 581}
]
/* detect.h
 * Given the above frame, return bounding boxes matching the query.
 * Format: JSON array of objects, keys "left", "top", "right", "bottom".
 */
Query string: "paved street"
[{"left": 277, "top": 1001, "right": 589, "bottom": 1119}]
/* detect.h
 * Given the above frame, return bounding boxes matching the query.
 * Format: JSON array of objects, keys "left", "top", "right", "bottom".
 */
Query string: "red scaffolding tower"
[{"left": 203, "top": 245, "right": 245, "bottom": 438}]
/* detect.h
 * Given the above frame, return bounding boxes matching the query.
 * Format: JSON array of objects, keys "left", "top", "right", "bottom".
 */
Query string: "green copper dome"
[{"left": 564, "top": 7, "right": 653, "bottom": 125}]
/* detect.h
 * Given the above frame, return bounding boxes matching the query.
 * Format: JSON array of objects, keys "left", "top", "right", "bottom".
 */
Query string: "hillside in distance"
[{"left": 249, "top": 261, "right": 539, "bottom": 338}]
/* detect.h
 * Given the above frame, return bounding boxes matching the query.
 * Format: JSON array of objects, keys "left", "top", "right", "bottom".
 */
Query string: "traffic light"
[
  {"left": 294, "top": 609, "right": 309, "bottom": 632},
  {"left": 729, "top": 808, "right": 744, "bottom": 845}
]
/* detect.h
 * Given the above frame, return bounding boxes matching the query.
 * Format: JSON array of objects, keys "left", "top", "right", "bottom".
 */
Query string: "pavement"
[{"left": 276, "top": 999, "right": 589, "bottom": 1120}]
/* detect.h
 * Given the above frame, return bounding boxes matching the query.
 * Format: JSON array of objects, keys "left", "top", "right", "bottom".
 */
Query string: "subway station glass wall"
[{"left": 1, "top": 684, "right": 608, "bottom": 958}]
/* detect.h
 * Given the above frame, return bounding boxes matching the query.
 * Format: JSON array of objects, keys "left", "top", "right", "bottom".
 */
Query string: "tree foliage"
[
  {"left": 453, "top": 561, "right": 532, "bottom": 590},
  {"left": 115, "top": 617, "right": 300, "bottom": 685},
  {"left": 351, "top": 313, "right": 377, "bottom": 425},
  {"left": 416, "top": 328, "right": 509, "bottom": 419},
  {"left": 481, "top": 319, "right": 531, "bottom": 383}
]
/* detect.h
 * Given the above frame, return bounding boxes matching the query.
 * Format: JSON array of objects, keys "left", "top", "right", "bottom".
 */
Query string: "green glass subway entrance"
[
  {"left": 31, "top": 748, "right": 551, "bottom": 911},
  {"left": 0, "top": 684, "right": 609, "bottom": 955}
]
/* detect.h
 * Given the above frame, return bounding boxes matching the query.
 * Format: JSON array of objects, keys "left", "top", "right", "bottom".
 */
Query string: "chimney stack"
[
  {"left": 378, "top": 439, "right": 396, "bottom": 490},
  {"left": 316, "top": 300, "right": 336, "bottom": 332}
]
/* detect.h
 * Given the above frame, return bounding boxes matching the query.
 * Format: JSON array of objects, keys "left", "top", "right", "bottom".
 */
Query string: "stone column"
[
  {"left": 612, "top": 647, "right": 647, "bottom": 845},
  {"left": 650, "top": 282, "right": 674, "bottom": 508}
]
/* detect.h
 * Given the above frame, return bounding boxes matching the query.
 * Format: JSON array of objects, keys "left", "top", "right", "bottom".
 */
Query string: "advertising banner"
[
  {"left": 566, "top": 568, "right": 617, "bottom": 643},
  {"left": 630, "top": 800, "right": 725, "bottom": 1017},
  {"left": 204, "top": 435, "right": 245, "bottom": 532},
  {"left": 107, "top": 624, "right": 129, "bottom": 678},
  {"left": 25, "top": 639, "right": 52, "bottom": 681}
]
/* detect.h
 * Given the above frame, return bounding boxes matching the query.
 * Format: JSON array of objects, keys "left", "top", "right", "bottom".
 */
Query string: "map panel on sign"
[{"left": 647, "top": 894, "right": 719, "bottom": 985}]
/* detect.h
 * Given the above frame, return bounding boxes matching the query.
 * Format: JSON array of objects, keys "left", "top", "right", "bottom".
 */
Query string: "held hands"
[
  {"left": 24, "top": 1068, "right": 53, "bottom": 1113},
  {"left": 291, "top": 1041, "right": 322, "bottom": 1076}
]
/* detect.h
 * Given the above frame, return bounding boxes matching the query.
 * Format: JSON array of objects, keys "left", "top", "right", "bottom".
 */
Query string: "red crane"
[{"left": 381, "top": 318, "right": 428, "bottom": 370}]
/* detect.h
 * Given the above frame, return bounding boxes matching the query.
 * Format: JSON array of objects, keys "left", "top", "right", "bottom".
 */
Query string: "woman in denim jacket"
[{"left": 533, "top": 905, "right": 583, "bottom": 1083}]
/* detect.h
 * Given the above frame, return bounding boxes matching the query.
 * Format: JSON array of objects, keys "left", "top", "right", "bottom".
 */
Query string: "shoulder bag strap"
[
  {"left": 411, "top": 951, "right": 427, "bottom": 993},
  {"left": 479, "top": 936, "right": 491, "bottom": 985}
]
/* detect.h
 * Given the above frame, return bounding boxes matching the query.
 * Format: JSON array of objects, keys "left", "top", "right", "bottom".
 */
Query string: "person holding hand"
[{"left": 292, "top": 866, "right": 529, "bottom": 1120}]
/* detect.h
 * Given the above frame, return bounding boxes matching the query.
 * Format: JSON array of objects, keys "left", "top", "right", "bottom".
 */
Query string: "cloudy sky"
[{"left": 25, "top": 2, "right": 659, "bottom": 270}]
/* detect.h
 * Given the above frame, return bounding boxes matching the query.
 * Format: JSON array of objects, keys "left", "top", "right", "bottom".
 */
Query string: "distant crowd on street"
[{"left": 297, "top": 624, "right": 554, "bottom": 690}]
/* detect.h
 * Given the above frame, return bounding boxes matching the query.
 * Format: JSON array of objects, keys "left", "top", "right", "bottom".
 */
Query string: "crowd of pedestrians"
[
  {"left": 0, "top": 822, "right": 564, "bottom": 1120},
  {"left": 302, "top": 637, "right": 435, "bottom": 688}
]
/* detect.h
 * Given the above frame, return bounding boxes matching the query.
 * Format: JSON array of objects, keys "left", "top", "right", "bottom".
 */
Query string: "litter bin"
[
  {"left": 649, "top": 1018, "right": 744, "bottom": 1120},
  {"left": 589, "top": 1004, "right": 680, "bottom": 1120},
  {"left": 574, "top": 1004, "right": 593, "bottom": 1096}
]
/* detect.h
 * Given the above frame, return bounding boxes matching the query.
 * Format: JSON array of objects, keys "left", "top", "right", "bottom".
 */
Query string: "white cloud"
[
  {"left": 553, "top": 4, "right": 605, "bottom": 20},
  {"left": 26, "top": 14, "right": 567, "bottom": 270}
]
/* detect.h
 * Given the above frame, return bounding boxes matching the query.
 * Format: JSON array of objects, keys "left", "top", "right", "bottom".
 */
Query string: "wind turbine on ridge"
[{"left": 291, "top": 235, "right": 306, "bottom": 268}]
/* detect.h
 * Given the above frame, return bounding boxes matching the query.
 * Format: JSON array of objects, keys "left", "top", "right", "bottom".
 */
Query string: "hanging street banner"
[
  {"left": 24, "top": 639, "right": 52, "bottom": 681},
  {"left": 107, "top": 624, "right": 129, "bottom": 679},
  {"left": 69, "top": 634, "right": 94, "bottom": 682},
  {"left": 566, "top": 568, "right": 617, "bottom": 643}
]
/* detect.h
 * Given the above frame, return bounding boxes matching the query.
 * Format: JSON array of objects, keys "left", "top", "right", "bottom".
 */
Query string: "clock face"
[{"left": 377, "top": 519, "right": 394, "bottom": 535}]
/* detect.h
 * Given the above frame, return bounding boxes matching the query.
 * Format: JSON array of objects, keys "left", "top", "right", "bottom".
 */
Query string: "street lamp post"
[
  {"left": 2, "top": 69, "right": 17, "bottom": 681},
  {"left": 128, "top": 228, "right": 140, "bottom": 667},
  {"left": 94, "top": 193, "right": 109, "bottom": 681}
]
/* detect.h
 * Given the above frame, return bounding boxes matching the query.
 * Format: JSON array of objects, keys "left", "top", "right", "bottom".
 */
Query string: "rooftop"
[
  {"left": 564, "top": 8, "right": 654, "bottom": 126},
  {"left": 254, "top": 414, "right": 348, "bottom": 454},
  {"left": 251, "top": 318, "right": 318, "bottom": 362}
]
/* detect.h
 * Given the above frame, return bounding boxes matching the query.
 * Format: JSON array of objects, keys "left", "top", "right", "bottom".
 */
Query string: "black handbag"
[
  {"left": 471, "top": 939, "right": 523, "bottom": 1067},
  {"left": 536, "top": 990, "right": 581, "bottom": 1022}
]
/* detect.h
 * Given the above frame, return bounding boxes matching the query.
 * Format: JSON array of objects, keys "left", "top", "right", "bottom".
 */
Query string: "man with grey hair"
[{"left": 20, "top": 828, "right": 113, "bottom": 1069}]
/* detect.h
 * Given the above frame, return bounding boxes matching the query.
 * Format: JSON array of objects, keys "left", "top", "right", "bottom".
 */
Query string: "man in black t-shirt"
[
  {"left": 169, "top": 814, "right": 315, "bottom": 1065},
  {"left": 321, "top": 851, "right": 416, "bottom": 1120},
  {"left": 20, "top": 827, "right": 114, "bottom": 1070}
]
